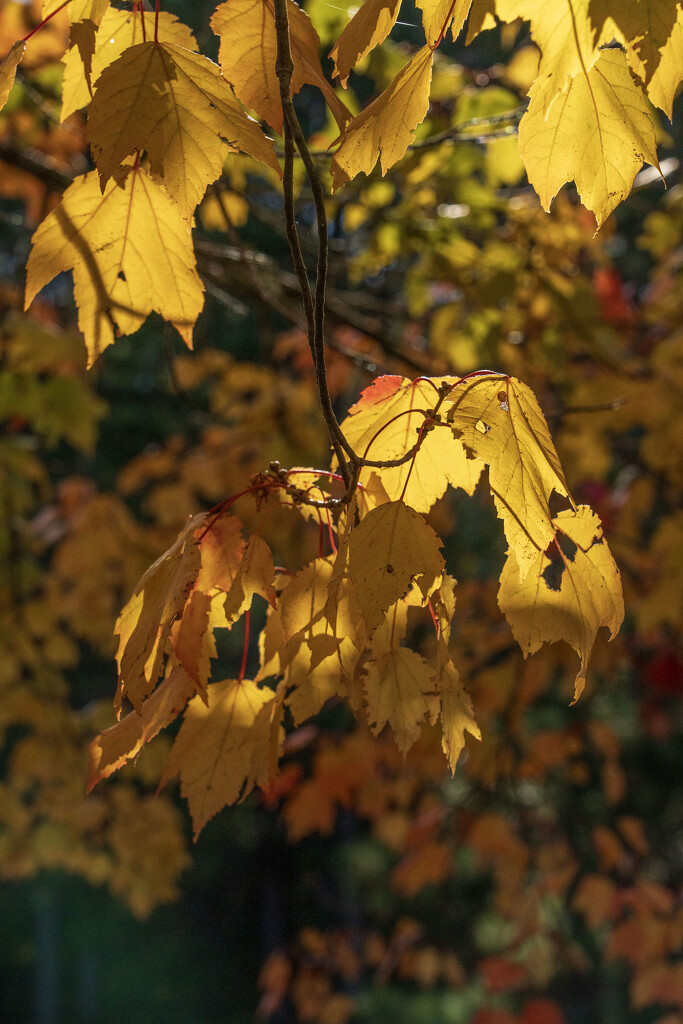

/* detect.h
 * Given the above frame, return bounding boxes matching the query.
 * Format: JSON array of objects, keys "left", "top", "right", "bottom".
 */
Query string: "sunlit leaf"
[
  {"left": 0, "top": 40, "right": 25, "bottom": 112},
  {"left": 364, "top": 647, "right": 438, "bottom": 754},
  {"left": 330, "top": 0, "right": 402, "bottom": 87},
  {"left": 416, "top": 0, "right": 472, "bottom": 46}
]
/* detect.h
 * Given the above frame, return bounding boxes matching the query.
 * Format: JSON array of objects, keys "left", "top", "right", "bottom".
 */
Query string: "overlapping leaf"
[
  {"left": 364, "top": 648, "right": 439, "bottom": 754},
  {"left": 498, "top": 507, "right": 624, "bottom": 702},
  {"left": 0, "top": 40, "right": 25, "bottom": 112},
  {"left": 160, "top": 678, "right": 283, "bottom": 839},
  {"left": 61, "top": 9, "right": 198, "bottom": 120},
  {"left": 416, "top": 0, "right": 472, "bottom": 46},
  {"left": 646, "top": 6, "right": 683, "bottom": 117},
  {"left": 331, "top": 45, "right": 433, "bottom": 191},
  {"left": 211, "top": 0, "right": 351, "bottom": 133},
  {"left": 87, "top": 41, "right": 280, "bottom": 220},
  {"left": 24, "top": 166, "right": 205, "bottom": 365},
  {"left": 338, "top": 375, "right": 483, "bottom": 512},
  {"left": 518, "top": 48, "right": 660, "bottom": 228},
  {"left": 330, "top": 0, "right": 402, "bottom": 87}
]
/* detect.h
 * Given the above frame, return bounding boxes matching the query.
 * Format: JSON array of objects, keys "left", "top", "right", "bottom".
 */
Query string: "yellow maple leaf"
[
  {"left": 171, "top": 590, "right": 216, "bottom": 696},
  {"left": 416, "top": 0, "right": 472, "bottom": 47},
  {"left": 347, "top": 499, "right": 445, "bottom": 634},
  {"left": 61, "top": 9, "right": 198, "bottom": 121},
  {"left": 519, "top": 47, "right": 660, "bottom": 229},
  {"left": 43, "top": 0, "right": 107, "bottom": 19},
  {"left": 0, "top": 40, "right": 25, "bottom": 112},
  {"left": 87, "top": 41, "right": 280, "bottom": 221},
  {"left": 160, "top": 678, "right": 283, "bottom": 839},
  {"left": 444, "top": 374, "right": 570, "bottom": 579},
  {"left": 364, "top": 648, "right": 439, "bottom": 754},
  {"left": 436, "top": 650, "right": 480, "bottom": 772},
  {"left": 223, "top": 535, "right": 277, "bottom": 624},
  {"left": 113, "top": 513, "right": 205, "bottom": 715},
  {"left": 331, "top": 45, "right": 434, "bottom": 191},
  {"left": 591, "top": 0, "right": 680, "bottom": 90},
  {"left": 211, "top": 0, "right": 351, "bottom": 133},
  {"left": 647, "top": 6, "right": 683, "bottom": 117},
  {"left": 195, "top": 514, "right": 245, "bottom": 592},
  {"left": 330, "top": 0, "right": 402, "bottom": 87},
  {"left": 87, "top": 664, "right": 196, "bottom": 791},
  {"left": 25, "top": 166, "right": 204, "bottom": 365},
  {"left": 338, "top": 375, "right": 483, "bottom": 512},
  {"left": 498, "top": 506, "right": 624, "bottom": 702},
  {"left": 495, "top": 0, "right": 598, "bottom": 116}
]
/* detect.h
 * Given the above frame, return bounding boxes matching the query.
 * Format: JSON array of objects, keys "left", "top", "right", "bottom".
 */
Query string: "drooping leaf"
[
  {"left": 61, "top": 9, "right": 198, "bottom": 120},
  {"left": 444, "top": 374, "right": 570, "bottom": 578},
  {"left": 87, "top": 664, "right": 196, "bottom": 791},
  {"left": 416, "top": 0, "right": 472, "bottom": 46},
  {"left": 437, "top": 652, "right": 480, "bottom": 772},
  {"left": 338, "top": 375, "right": 483, "bottom": 512},
  {"left": 330, "top": 0, "right": 402, "bottom": 87},
  {"left": 347, "top": 499, "right": 444, "bottom": 634},
  {"left": 223, "top": 535, "right": 277, "bottom": 624},
  {"left": 87, "top": 41, "right": 280, "bottom": 220},
  {"left": 364, "top": 647, "right": 438, "bottom": 754},
  {"left": 498, "top": 506, "right": 624, "bottom": 702},
  {"left": 113, "top": 513, "right": 205, "bottom": 715},
  {"left": 331, "top": 45, "right": 434, "bottom": 191},
  {"left": 0, "top": 40, "right": 26, "bottom": 112},
  {"left": 646, "top": 6, "right": 683, "bottom": 117},
  {"left": 591, "top": 0, "right": 681, "bottom": 89},
  {"left": 494, "top": 0, "right": 598, "bottom": 116},
  {"left": 160, "top": 678, "right": 283, "bottom": 839},
  {"left": 24, "top": 166, "right": 204, "bottom": 365},
  {"left": 171, "top": 590, "right": 216, "bottom": 696},
  {"left": 211, "top": 0, "right": 351, "bottom": 133},
  {"left": 518, "top": 47, "right": 660, "bottom": 229}
]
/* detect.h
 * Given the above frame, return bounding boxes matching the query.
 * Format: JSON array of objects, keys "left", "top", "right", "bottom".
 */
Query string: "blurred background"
[{"left": 0, "top": 0, "right": 682, "bottom": 1022}]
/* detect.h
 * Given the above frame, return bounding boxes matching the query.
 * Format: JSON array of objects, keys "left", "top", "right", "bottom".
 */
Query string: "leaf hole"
[{"left": 549, "top": 489, "right": 572, "bottom": 516}]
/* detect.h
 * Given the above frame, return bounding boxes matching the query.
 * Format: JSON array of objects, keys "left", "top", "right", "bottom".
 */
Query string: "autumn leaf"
[
  {"left": 444, "top": 374, "right": 570, "bottom": 578},
  {"left": 416, "top": 0, "right": 472, "bottom": 47},
  {"left": 87, "top": 664, "right": 196, "bottom": 791},
  {"left": 160, "top": 678, "right": 283, "bottom": 839},
  {"left": 330, "top": 0, "right": 402, "bottom": 87},
  {"left": 223, "top": 535, "right": 277, "bottom": 624},
  {"left": 498, "top": 506, "right": 624, "bottom": 701},
  {"left": 591, "top": 0, "right": 681, "bottom": 90},
  {"left": 0, "top": 40, "right": 26, "bottom": 112},
  {"left": 171, "top": 590, "right": 216, "bottom": 696},
  {"left": 347, "top": 499, "right": 444, "bottom": 634},
  {"left": 113, "top": 513, "right": 205, "bottom": 715},
  {"left": 61, "top": 9, "right": 198, "bottom": 120},
  {"left": 338, "top": 375, "right": 483, "bottom": 512},
  {"left": 24, "top": 166, "right": 204, "bottom": 366},
  {"left": 87, "top": 41, "right": 280, "bottom": 220},
  {"left": 364, "top": 647, "right": 438, "bottom": 754},
  {"left": 518, "top": 48, "right": 660, "bottom": 229},
  {"left": 437, "top": 652, "right": 480, "bottom": 772},
  {"left": 647, "top": 6, "right": 683, "bottom": 117},
  {"left": 331, "top": 45, "right": 434, "bottom": 191},
  {"left": 211, "top": 0, "right": 351, "bottom": 133}
]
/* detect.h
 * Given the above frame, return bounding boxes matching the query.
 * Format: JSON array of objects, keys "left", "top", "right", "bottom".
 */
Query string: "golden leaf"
[
  {"left": 647, "top": 6, "right": 683, "bottom": 117},
  {"left": 223, "top": 535, "right": 277, "bottom": 624},
  {"left": 331, "top": 45, "right": 433, "bottom": 191},
  {"left": 338, "top": 375, "right": 483, "bottom": 512},
  {"left": 416, "top": 0, "right": 472, "bottom": 46},
  {"left": 0, "top": 41, "right": 25, "bottom": 112},
  {"left": 61, "top": 9, "right": 198, "bottom": 120},
  {"left": 591, "top": 0, "right": 681, "bottom": 89},
  {"left": 495, "top": 0, "right": 598, "bottom": 115},
  {"left": 87, "top": 41, "right": 280, "bottom": 220},
  {"left": 437, "top": 653, "right": 480, "bottom": 772},
  {"left": 363, "top": 648, "right": 438, "bottom": 754},
  {"left": 160, "top": 678, "right": 283, "bottom": 839},
  {"left": 87, "top": 664, "right": 196, "bottom": 791},
  {"left": 347, "top": 499, "right": 445, "bottom": 634},
  {"left": 24, "top": 166, "right": 204, "bottom": 365},
  {"left": 211, "top": 0, "right": 351, "bottom": 133},
  {"left": 171, "top": 590, "right": 216, "bottom": 696},
  {"left": 195, "top": 514, "right": 246, "bottom": 592},
  {"left": 330, "top": 0, "right": 402, "bottom": 87},
  {"left": 43, "top": 0, "right": 107, "bottom": 19},
  {"left": 113, "top": 513, "right": 205, "bottom": 715},
  {"left": 498, "top": 506, "right": 624, "bottom": 702},
  {"left": 518, "top": 48, "right": 660, "bottom": 229},
  {"left": 444, "top": 374, "right": 570, "bottom": 578}
]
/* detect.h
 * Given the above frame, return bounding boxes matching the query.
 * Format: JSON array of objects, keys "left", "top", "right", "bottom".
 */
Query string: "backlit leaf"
[
  {"left": 437, "top": 651, "right": 480, "bottom": 772},
  {"left": 0, "top": 40, "right": 25, "bottom": 112},
  {"left": 444, "top": 374, "right": 570, "bottom": 578},
  {"left": 416, "top": 0, "right": 472, "bottom": 46},
  {"left": 498, "top": 506, "right": 624, "bottom": 701},
  {"left": 364, "top": 647, "right": 438, "bottom": 754},
  {"left": 171, "top": 590, "right": 216, "bottom": 696},
  {"left": 61, "top": 9, "right": 198, "bottom": 120},
  {"left": 647, "top": 6, "right": 683, "bottom": 117},
  {"left": 211, "top": 0, "right": 351, "bottom": 133},
  {"left": 24, "top": 166, "right": 204, "bottom": 366},
  {"left": 347, "top": 499, "right": 444, "bottom": 634},
  {"left": 160, "top": 678, "right": 282, "bottom": 839},
  {"left": 518, "top": 47, "right": 660, "bottom": 228},
  {"left": 223, "top": 535, "right": 277, "bottom": 624},
  {"left": 87, "top": 664, "right": 196, "bottom": 791},
  {"left": 331, "top": 45, "right": 433, "bottom": 191},
  {"left": 87, "top": 41, "right": 280, "bottom": 220},
  {"left": 113, "top": 513, "right": 205, "bottom": 715},
  {"left": 330, "top": 0, "right": 402, "bottom": 87}
]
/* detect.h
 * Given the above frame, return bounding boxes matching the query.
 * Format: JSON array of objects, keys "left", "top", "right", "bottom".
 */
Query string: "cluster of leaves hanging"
[{"left": 0, "top": 0, "right": 679, "bottom": 364}]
